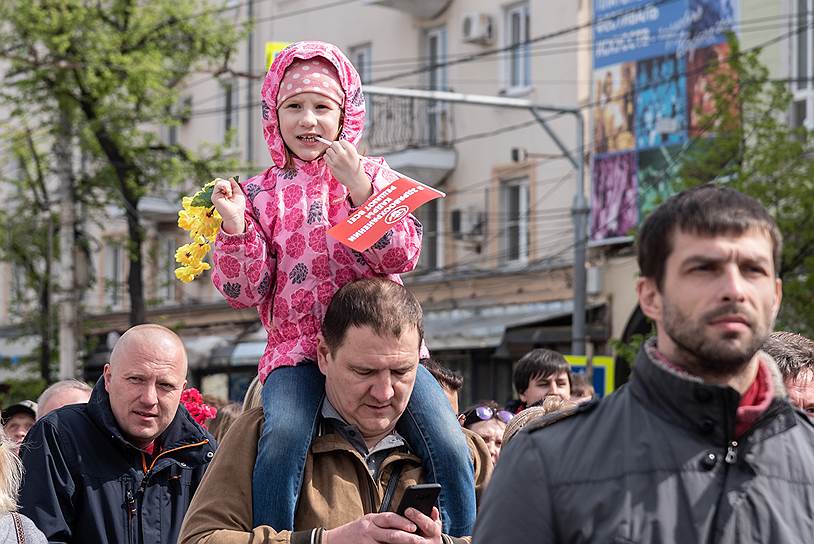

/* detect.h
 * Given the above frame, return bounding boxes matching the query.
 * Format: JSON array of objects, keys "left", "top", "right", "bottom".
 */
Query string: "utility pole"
[
  {"left": 55, "top": 104, "right": 78, "bottom": 380},
  {"left": 363, "top": 86, "right": 589, "bottom": 355}
]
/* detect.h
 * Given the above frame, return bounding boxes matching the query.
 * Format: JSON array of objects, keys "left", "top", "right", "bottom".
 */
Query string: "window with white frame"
[
  {"left": 505, "top": 1, "right": 531, "bottom": 91},
  {"left": 10, "top": 263, "right": 26, "bottom": 306},
  {"left": 416, "top": 199, "right": 441, "bottom": 272},
  {"left": 425, "top": 26, "right": 448, "bottom": 144},
  {"left": 349, "top": 43, "right": 373, "bottom": 126},
  {"left": 159, "top": 234, "right": 177, "bottom": 303},
  {"left": 794, "top": 0, "right": 814, "bottom": 129},
  {"left": 222, "top": 79, "right": 239, "bottom": 142},
  {"left": 105, "top": 243, "right": 124, "bottom": 307},
  {"left": 501, "top": 176, "right": 529, "bottom": 264},
  {"left": 350, "top": 43, "right": 372, "bottom": 84}
]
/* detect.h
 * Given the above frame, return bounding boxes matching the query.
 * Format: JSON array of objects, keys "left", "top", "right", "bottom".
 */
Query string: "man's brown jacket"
[{"left": 179, "top": 407, "right": 492, "bottom": 544}]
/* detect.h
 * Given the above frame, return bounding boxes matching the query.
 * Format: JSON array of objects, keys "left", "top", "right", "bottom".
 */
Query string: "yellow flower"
[
  {"left": 178, "top": 209, "right": 195, "bottom": 232},
  {"left": 175, "top": 243, "right": 197, "bottom": 266},
  {"left": 175, "top": 180, "right": 227, "bottom": 283},
  {"left": 174, "top": 261, "right": 211, "bottom": 283},
  {"left": 190, "top": 242, "right": 210, "bottom": 261},
  {"left": 175, "top": 266, "right": 196, "bottom": 283}
]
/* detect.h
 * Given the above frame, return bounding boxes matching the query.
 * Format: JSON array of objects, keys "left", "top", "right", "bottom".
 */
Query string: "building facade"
[{"left": 1, "top": 0, "right": 800, "bottom": 407}]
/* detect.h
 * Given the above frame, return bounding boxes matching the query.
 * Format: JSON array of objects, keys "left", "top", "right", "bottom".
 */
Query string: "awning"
[
  {"left": 423, "top": 300, "right": 576, "bottom": 351},
  {"left": 208, "top": 325, "right": 267, "bottom": 367}
]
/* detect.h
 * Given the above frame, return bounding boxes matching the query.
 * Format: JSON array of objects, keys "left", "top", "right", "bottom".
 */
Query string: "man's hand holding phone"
[
  {"left": 321, "top": 509, "right": 442, "bottom": 544},
  {"left": 322, "top": 483, "right": 444, "bottom": 544}
]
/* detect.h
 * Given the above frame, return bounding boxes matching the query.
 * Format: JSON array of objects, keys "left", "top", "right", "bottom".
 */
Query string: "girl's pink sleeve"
[
  {"left": 211, "top": 214, "right": 276, "bottom": 309},
  {"left": 358, "top": 158, "right": 424, "bottom": 274}
]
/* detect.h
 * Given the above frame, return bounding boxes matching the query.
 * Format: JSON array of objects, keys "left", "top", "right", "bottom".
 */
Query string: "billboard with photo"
[{"left": 590, "top": 0, "right": 739, "bottom": 242}]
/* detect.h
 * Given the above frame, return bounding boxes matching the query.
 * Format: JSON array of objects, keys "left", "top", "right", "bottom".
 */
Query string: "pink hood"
[{"left": 260, "top": 41, "right": 365, "bottom": 168}]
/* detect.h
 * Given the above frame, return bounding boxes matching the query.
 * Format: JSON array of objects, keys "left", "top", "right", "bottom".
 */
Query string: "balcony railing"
[{"left": 363, "top": 93, "right": 454, "bottom": 154}]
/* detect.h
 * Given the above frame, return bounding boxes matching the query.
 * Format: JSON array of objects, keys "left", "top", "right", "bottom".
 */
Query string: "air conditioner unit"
[
  {"left": 451, "top": 208, "right": 486, "bottom": 240},
  {"left": 462, "top": 13, "right": 494, "bottom": 45}
]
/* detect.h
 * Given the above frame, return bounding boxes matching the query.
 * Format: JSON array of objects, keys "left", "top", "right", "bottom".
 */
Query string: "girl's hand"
[
  {"left": 211, "top": 177, "right": 246, "bottom": 234},
  {"left": 324, "top": 140, "right": 373, "bottom": 206}
]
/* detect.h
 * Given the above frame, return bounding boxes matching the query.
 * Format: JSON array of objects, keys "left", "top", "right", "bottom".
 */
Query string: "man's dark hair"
[
  {"left": 513, "top": 348, "right": 571, "bottom": 395},
  {"left": 637, "top": 184, "right": 782, "bottom": 289},
  {"left": 762, "top": 331, "right": 814, "bottom": 382},
  {"left": 322, "top": 278, "right": 424, "bottom": 354},
  {"left": 422, "top": 359, "right": 464, "bottom": 392}
]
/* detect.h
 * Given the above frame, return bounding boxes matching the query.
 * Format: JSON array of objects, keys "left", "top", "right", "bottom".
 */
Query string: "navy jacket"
[{"left": 19, "top": 378, "right": 217, "bottom": 544}]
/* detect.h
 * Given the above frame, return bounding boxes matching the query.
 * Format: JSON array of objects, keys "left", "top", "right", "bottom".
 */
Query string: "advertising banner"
[
  {"left": 590, "top": 0, "right": 739, "bottom": 243},
  {"left": 594, "top": 0, "right": 689, "bottom": 69}
]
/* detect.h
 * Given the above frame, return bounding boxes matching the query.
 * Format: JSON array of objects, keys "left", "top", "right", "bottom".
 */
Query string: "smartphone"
[{"left": 393, "top": 483, "right": 441, "bottom": 518}]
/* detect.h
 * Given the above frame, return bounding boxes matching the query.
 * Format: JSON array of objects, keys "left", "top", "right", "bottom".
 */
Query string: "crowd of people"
[{"left": 2, "top": 39, "right": 814, "bottom": 543}]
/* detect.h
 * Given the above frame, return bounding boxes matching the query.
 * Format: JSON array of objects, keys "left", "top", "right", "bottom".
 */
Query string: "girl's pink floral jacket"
[{"left": 211, "top": 41, "right": 423, "bottom": 383}]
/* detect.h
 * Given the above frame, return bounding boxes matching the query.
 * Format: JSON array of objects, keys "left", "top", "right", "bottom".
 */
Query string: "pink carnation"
[{"left": 180, "top": 388, "right": 217, "bottom": 428}]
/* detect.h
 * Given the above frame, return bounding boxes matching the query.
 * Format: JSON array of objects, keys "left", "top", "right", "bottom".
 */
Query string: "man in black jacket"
[
  {"left": 19, "top": 324, "right": 216, "bottom": 544},
  {"left": 474, "top": 185, "right": 814, "bottom": 543}
]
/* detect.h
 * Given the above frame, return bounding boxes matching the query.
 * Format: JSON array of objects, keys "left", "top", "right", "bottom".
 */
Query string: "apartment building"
[{"left": 1, "top": 0, "right": 799, "bottom": 406}]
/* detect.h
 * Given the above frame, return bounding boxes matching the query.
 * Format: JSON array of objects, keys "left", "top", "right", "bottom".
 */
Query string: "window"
[
  {"left": 222, "top": 80, "right": 239, "bottom": 142},
  {"left": 349, "top": 43, "right": 373, "bottom": 125},
  {"left": 425, "top": 26, "right": 448, "bottom": 144},
  {"left": 350, "top": 43, "right": 372, "bottom": 84},
  {"left": 163, "top": 96, "right": 190, "bottom": 146},
  {"left": 505, "top": 2, "right": 531, "bottom": 91},
  {"left": 10, "top": 263, "right": 26, "bottom": 305},
  {"left": 167, "top": 124, "right": 178, "bottom": 146},
  {"left": 160, "top": 234, "right": 177, "bottom": 303},
  {"left": 793, "top": 0, "right": 814, "bottom": 129},
  {"left": 501, "top": 177, "right": 529, "bottom": 264},
  {"left": 417, "top": 199, "right": 441, "bottom": 272},
  {"left": 105, "top": 243, "right": 124, "bottom": 307}
]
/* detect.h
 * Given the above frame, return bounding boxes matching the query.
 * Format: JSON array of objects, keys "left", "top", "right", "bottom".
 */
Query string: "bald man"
[
  {"left": 19, "top": 324, "right": 217, "bottom": 544},
  {"left": 37, "top": 379, "right": 92, "bottom": 419}
]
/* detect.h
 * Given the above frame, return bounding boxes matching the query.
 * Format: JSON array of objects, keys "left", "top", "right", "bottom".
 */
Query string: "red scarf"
[
  {"left": 652, "top": 347, "right": 773, "bottom": 438},
  {"left": 734, "top": 361, "right": 772, "bottom": 438}
]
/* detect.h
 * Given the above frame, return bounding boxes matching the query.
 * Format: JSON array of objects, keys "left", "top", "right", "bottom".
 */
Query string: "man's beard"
[{"left": 662, "top": 301, "right": 771, "bottom": 378}]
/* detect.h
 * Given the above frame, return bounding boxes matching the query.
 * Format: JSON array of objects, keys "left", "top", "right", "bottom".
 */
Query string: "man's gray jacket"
[{"left": 473, "top": 342, "right": 814, "bottom": 543}]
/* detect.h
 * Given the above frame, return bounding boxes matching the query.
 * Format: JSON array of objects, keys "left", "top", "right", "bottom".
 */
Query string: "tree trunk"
[
  {"left": 55, "top": 105, "right": 78, "bottom": 380},
  {"left": 39, "top": 215, "right": 53, "bottom": 383},
  {"left": 77, "top": 95, "right": 146, "bottom": 327},
  {"left": 125, "top": 200, "right": 146, "bottom": 326}
]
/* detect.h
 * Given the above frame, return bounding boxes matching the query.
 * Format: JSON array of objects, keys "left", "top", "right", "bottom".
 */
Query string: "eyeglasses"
[{"left": 460, "top": 405, "right": 514, "bottom": 425}]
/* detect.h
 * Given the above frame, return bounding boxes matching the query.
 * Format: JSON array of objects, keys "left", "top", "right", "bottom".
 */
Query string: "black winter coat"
[
  {"left": 473, "top": 341, "right": 814, "bottom": 543},
  {"left": 19, "top": 378, "right": 217, "bottom": 544}
]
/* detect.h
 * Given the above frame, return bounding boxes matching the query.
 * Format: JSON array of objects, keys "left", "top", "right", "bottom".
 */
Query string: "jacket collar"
[
  {"left": 87, "top": 377, "right": 213, "bottom": 460},
  {"left": 629, "top": 338, "right": 796, "bottom": 444}
]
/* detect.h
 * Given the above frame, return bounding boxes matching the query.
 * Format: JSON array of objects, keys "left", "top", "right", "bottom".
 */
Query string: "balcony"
[
  {"left": 363, "top": 93, "right": 457, "bottom": 186},
  {"left": 363, "top": 0, "right": 451, "bottom": 19}
]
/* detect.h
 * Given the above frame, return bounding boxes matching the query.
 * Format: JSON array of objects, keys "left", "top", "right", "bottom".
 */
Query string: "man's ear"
[
  {"left": 636, "top": 276, "right": 662, "bottom": 322},
  {"left": 772, "top": 277, "right": 783, "bottom": 320},
  {"left": 316, "top": 334, "right": 330, "bottom": 376},
  {"left": 103, "top": 363, "right": 112, "bottom": 392}
]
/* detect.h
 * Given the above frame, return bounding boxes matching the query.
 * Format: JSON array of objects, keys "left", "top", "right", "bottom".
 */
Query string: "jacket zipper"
[
  {"left": 709, "top": 401, "right": 785, "bottom": 543},
  {"left": 145, "top": 439, "right": 209, "bottom": 473},
  {"left": 723, "top": 441, "right": 738, "bottom": 464},
  {"left": 125, "top": 480, "right": 137, "bottom": 544}
]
